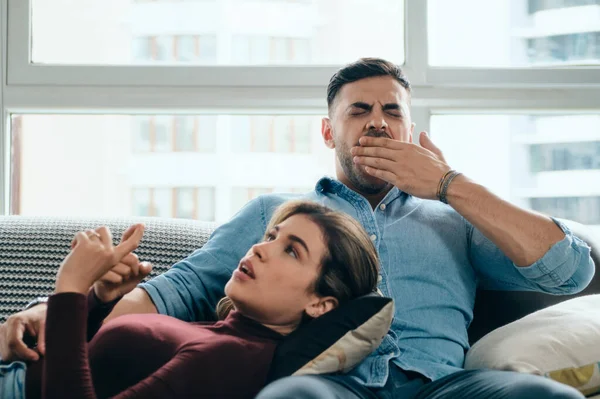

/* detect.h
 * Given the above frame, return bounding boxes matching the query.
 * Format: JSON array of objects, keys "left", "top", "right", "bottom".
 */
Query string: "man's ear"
[
  {"left": 306, "top": 296, "right": 339, "bottom": 318},
  {"left": 321, "top": 117, "right": 335, "bottom": 149},
  {"left": 409, "top": 122, "right": 415, "bottom": 143}
]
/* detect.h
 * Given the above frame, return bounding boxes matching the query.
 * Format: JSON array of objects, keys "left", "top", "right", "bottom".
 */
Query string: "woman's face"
[{"left": 224, "top": 214, "right": 335, "bottom": 333}]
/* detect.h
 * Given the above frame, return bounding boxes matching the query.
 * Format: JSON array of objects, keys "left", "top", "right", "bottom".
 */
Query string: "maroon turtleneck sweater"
[{"left": 25, "top": 292, "right": 283, "bottom": 399}]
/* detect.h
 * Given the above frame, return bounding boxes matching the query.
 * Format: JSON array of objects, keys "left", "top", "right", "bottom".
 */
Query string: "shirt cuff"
[{"left": 516, "top": 218, "right": 590, "bottom": 287}]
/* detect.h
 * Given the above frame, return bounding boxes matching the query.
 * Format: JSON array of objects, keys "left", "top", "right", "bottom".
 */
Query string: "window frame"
[{"left": 2, "top": 0, "right": 600, "bottom": 215}]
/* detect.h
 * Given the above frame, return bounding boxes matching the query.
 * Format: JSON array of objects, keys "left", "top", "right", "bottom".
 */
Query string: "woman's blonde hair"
[{"left": 216, "top": 200, "right": 379, "bottom": 320}]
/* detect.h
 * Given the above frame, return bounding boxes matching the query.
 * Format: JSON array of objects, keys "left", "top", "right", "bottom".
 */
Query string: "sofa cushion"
[
  {"left": 465, "top": 294, "right": 600, "bottom": 397},
  {"left": 267, "top": 294, "right": 394, "bottom": 382}
]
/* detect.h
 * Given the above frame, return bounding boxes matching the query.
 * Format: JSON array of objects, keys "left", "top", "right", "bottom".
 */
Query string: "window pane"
[
  {"left": 428, "top": 0, "right": 600, "bottom": 66},
  {"left": 430, "top": 114, "right": 600, "bottom": 236},
  {"left": 31, "top": 0, "right": 404, "bottom": 65},
  {"left": 10, "top": 113, "right": 332, "bottom": 223},
  {"left": 197, "top": 115, "right": 217, "bottom": 152},
  {"left": 153, "top": 188, "right": 173, "bottom": 217},
  {"left": 174, "top": 116, "right": 195, "bottom": 151},
  {"left": 197, "top": 187, "right": 216, "bottom": 222},
  {"left": 132, "top": 188, "right": 151, "bottom": 216},
  {"left": 175, "top": 188, "right": 195, "bottom": 219}
]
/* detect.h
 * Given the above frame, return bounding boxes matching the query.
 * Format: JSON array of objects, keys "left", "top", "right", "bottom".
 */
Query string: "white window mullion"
[
  {"left": 404, "top": 0, "right": 429, "bottom": 86},
  {"left": 1, "top": 0, "right": 7, "bottom": 215}
]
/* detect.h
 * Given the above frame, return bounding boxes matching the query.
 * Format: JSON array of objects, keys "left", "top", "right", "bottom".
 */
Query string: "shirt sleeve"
[
  {"left": 469, "top": 217, "right": 595, "bottom": 294},
  {"left": 139, "top": 196, "right": 269, "bottom": 322}
]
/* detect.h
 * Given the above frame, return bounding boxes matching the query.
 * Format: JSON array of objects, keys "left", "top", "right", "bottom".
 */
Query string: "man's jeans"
[
  {"left": 256, "top": 365, "right": 585, "bottom": 399},
  {"left": 0, "top": 357, "right": 27, "bottom": 399}
]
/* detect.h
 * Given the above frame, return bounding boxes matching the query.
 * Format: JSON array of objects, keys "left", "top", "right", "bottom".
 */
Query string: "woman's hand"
[
  {"left": 93, "top": 225, "right": 153, "bottom": 303},
  {"left": 55, "top": 225, "right": 144, "bottom": 295}
]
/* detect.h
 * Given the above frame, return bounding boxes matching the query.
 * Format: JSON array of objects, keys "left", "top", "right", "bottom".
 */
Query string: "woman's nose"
[{"left": 251, "top": 241, "right": 269, "bottom": 261}]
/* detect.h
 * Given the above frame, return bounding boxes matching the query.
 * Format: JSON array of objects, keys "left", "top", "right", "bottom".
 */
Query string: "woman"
[{"left": 33, "top": 201, "right": 379, "bottom": 398}]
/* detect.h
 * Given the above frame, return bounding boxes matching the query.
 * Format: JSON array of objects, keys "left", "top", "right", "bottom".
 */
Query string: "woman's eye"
[
  {"left": 286, "top": 246, "right": 298, "bottom": 259},
  {"left": 266, "top": 234, "right": 275, "bottom": 241}
]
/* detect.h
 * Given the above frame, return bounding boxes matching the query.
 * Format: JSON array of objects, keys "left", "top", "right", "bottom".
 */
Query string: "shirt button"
[
  {"left": 379, "top": 204, "right": 386, "bottom": 211},
  {"left": 370, "top": 234, "right": 377, "bottom": 241}
]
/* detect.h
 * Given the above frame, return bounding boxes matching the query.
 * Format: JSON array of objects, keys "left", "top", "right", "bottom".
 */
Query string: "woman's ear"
[{"left": 306, "top": 296, "right": 339, "bottom": 318}]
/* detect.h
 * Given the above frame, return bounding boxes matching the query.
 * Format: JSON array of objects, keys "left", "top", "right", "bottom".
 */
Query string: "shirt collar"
[{"left": 315, "top": 176, "right": 406, "bottom": 206}]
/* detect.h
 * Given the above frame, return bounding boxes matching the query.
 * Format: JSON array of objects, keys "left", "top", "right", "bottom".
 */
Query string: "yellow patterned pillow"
[
  {"left": 465, "top": 295, "right": 600, "bottom": 397},
  {"left": 548, "top": 363, "right": 600, "bottom": 397}
]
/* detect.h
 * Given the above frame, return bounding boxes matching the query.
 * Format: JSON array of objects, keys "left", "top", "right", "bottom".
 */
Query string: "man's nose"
[{"left": 367, "top": 111, "right": 388, "bottom": 131}]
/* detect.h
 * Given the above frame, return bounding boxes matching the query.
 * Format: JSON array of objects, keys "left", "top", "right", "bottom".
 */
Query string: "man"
[{"left": 0, "top": 58, "right": 594, "bottom": 398}]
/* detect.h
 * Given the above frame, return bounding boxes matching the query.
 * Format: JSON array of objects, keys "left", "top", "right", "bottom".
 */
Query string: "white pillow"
[{"left": 465, "top": 295, "right": 600, "bottom": 397}]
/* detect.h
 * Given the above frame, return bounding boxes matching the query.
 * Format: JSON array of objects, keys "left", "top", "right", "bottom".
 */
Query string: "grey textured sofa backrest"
[
  {"left": 1, "top": 216, "right": 598, "bottom": 345},
  {"left": 0, "top": 216, "right": 214, "bottom": 323}
]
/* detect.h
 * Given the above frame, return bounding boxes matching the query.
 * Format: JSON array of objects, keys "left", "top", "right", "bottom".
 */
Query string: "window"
[
  {"left": 132, "top": 115, "right": 216, "bottom": 152},
  {"left": 528, "top": 0, "right": 600, "bottom": 13},
  {"left": 531, "top": 196, "right": 600, "bottom": 224},
  {"left": 4, "top": 0, "right": 600, "bottom": 241},
  {"left": 431, "top": 114, "right": 600, "bottom": 232},
  {"left": 9, "top": 114, "right": 329, "bottom": 222},
  {"left": 428, "top": 0, "right": 600, "bottom": 66},
  {"left": 175, "top": 188, "right": 195, "bottom": 219},
  {"left": 231, "top": 115, "right": 316, "bottom": 153},
  {"left": 174, "top": 116, "right": 195, "bottom": 152},
  {"left": 530, "top": 141, "right": 600, "bottom": 172},
  {"left": 527, "top": 32, "right": 600, "bottom": 64},
  {"left": 31, "top": 0, "right": 404, "bottom": 65},
  {"left": 132, "top": 187, "right": 215, "bottom": 221}
]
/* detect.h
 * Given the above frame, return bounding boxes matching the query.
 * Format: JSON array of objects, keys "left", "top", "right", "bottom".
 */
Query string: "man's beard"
[{"left": 335, "top": 129, "right": 392, "bottom": 195}]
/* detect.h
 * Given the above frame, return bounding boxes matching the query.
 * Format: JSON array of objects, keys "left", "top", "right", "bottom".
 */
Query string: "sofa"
[{"left": 1, "top": 215, "right": 599, "bottom": 394}]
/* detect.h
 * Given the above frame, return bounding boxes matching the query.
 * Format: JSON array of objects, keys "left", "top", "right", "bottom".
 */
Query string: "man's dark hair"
[{"left": 326, "top": 58, "right": 411, "bottom": 113}]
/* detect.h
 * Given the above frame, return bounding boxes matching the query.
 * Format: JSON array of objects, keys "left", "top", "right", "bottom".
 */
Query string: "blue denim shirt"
[{"left": 141, "top": 177, "right": 595, "bottom": 387}]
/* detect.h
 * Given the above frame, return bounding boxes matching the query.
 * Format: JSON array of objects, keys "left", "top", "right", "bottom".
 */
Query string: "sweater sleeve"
[
  {"left": 86, "top": 289, "right": 120, "bottom": 341},
  {"left": 43, "top": 292, "right": 98, "bottom": 399},
  {"left": 44, "top": 293, "right": 273, "bottom": 399}
]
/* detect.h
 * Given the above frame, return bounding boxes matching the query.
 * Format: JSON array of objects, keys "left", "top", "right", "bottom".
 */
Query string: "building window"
[
  {"left": 530, "top": 196, "right": 600, "bottom": 224},
  {"left": 133, "top": 115, "right": 216, "bottom": 152},
  {"left": 174, "top": 116, "right": 196, "bottom": 151},
  {"left": 232, "top": 36, "right": 311, "bottom": 64},
  {"left": 527, "top": 32, "right": 600, "bottom": 64},
  {"left": 133, "top": 187, "right": 215, "bottom": 221},
  {"left": 528, "top": 0, "right": 600, "bottom": 14},
  {"left": 176, "top": 35, "right": 217, "bottom": 63},
  {"left": 175, "top": 188, "right": 195, "bottom": 218},
  {"left": 197, "top": 115, "right": 217, "bottom": 152},
  {"left": 231, "top": 115, "right": 313, "bottom": 153},
  {"left": 530, "top": 141, "right": 600, "bottom": 172}
]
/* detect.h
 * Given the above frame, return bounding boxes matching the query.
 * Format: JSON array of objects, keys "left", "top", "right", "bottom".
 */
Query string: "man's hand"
[
  {"left": 351, "top": 132, "right": 451, "bottom": 200},
  {"left": 0, "top": 304, "right": 48, "bottom": 362}
]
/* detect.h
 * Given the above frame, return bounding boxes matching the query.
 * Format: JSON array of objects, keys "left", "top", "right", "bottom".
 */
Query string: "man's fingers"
[
  {"left": 114, "top": 225, "right": 144, "bottom": 260},
  {"left": 9, "top": 322, "right": 39, "bottom": 362},
  {"left": 358, "top": 136, "right": 407, "bottom": 149},
  {"left": 109, "top": 263, "right": 133, "bottom": 279},
  {"left": 120, "top": 253, "right": 140, "bottom": 276},
  {"left": 139, "top": 262, "right": 153, "bottom": 278},
  {"left": 419, "top": 132, "right": 447, "bottom": 163},
  {"left": 364, "top": 166, "right": 397, "bottom": 185},
  {"left": 353, "top": 156, "right": 396, "bottom": 173},
  {"left": 99, "top": 270, "right": 124, "bottom": 285},
  {"left": 351, "top": 146, "right": 397, "bottom": 161},
  {"left": 37, "top": 319, "right": 46, "bottom": 355}
]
